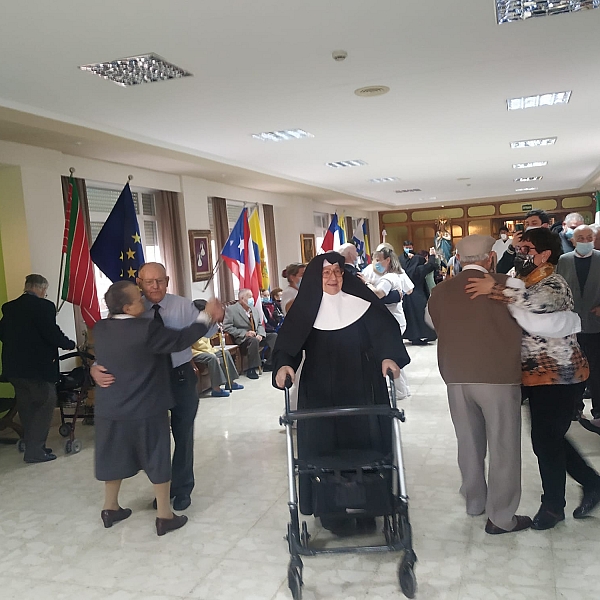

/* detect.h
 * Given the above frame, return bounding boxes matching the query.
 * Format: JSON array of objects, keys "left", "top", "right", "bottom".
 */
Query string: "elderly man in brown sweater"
[{"left": 427, "top": 235, "right": 532, "bottom": 534}]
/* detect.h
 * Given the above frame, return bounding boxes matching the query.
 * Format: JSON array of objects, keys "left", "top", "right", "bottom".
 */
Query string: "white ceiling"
[{"left": 1, "top": 1, "right": 599, "bottom": 210}]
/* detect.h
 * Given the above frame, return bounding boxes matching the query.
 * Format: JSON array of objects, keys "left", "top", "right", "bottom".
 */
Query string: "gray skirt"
[{"left": 95, "top": 413, "right": 171, "bottom": 484}]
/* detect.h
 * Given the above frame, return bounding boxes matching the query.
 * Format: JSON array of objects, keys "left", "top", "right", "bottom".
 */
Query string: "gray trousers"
[
  {"left": 239, "top": 332, "right": 277, "bottom": 369},
  {"left": 9, "top": 378, "right": 56, "bottom": 461},
  {"left": 447, "top": 383, "right": 522, "bottom": 531},
  {"left": 193, "top": 349, "right": 239, "bottom": 388}
]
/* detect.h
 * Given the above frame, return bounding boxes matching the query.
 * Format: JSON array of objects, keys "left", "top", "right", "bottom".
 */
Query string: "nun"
[{"left": 273, "top": 252, "right": 410, "bottom": 532}]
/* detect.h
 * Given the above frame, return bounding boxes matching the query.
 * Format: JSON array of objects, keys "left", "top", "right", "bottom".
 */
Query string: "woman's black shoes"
[
  {"left": 531, "top": 507, "right": 565, "bottom": 530},
  {"left": 573, "top": 488, "right": 600, "bottom": 519},
  {"left": 101, "top": 507, "right": 132, "bottom": 528}
]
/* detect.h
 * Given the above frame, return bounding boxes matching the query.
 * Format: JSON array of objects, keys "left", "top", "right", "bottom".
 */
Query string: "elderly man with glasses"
[{"left": 92, "top": 262, "right": 223, "bottom": 511}]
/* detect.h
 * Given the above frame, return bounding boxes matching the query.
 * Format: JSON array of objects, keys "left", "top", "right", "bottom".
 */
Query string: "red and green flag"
[{"left": 61, "top": 177, "right": 100, "bottom": 327}]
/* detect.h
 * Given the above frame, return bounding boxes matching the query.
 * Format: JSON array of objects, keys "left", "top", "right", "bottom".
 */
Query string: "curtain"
[
  {"left": 211, "top": 197, "right": 235, "bottom": 302},
  {"left": 156, "top": 190, "right": 186, "bottom": 297},
  {"left": 345, "top": 216, "right": 353, "bottom": 240},
  {"left": 60, "top": 175, "right": 91, "bottom": 346},
  {"left": 263, "top": 204, "right": 279, "bottom": 289}
]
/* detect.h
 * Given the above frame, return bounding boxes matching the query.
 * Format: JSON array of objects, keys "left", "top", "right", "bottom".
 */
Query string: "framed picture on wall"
[
  {"left": 188, "top": 230, "right": 213, "bottom": 282},
  {"left": 300, "top": 233, "right": 316, "bottom": 264}
]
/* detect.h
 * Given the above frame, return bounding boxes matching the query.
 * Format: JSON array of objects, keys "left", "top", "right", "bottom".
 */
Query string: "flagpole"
[{"left": 56, "top": 167, "right": 76, "bottom": 311}]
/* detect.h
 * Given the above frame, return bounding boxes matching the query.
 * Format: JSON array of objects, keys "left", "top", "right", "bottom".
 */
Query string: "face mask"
[
  {"left": 565, "top": 228, "right": 575, "bottom": 240},
  {"left": 247, "top": 297, "right": 255, "bottom": 308},
  {"left": 514, "top": 254, "right": 537, "bottom": 277},
  {"left": 500, "top": 233, "right": 508, "bottom": 241},
  {"left": 296, "top": 277, "right": 302, "bottom": 287},
  {"left": 404, "top": 247, "right": 412, "bottom": 254},
  {"left": 525, "top": 225, "right": 540, "bottom": 231},
  {"left": 576, "top": 241, "right": 594, "bottom": 256},
  {"left": 374, "top": 262, "right": 386, "bottom": 274}
]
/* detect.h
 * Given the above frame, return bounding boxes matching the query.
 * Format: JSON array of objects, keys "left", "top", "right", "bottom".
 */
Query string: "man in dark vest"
[
  {"left": 427, "top": 235, "right": 531, "bottom": 534},
  {"left": 0, "top": 274, "right": 76, "bottom": 463}
]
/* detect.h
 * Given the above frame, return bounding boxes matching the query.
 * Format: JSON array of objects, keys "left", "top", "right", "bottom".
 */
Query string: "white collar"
[
  {"left": 313, "top": 291, "right": 370, "bottom": 331},
  {"left": 111, "top": 314, "right": 135, "bottom": 319},
  {"left": 575, "top": 251, "right": 594, "bottom": 259},
  {"left": 462, "top": 264, "right": 489, "bottom": 273}
]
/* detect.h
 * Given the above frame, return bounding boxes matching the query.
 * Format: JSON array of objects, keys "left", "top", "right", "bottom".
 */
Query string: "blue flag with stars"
[{"left": 90, "top": 183, "right": 145, "bottom": 282}]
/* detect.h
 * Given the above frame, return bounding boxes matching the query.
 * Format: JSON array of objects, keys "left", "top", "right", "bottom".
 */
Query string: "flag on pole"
[
  {"left": 248, "top": 208, "right": 269, "bottom": 289},
  {"left": 595, "top": 191, "right": 600, "bottom": 226},
  {"left": 221, "top": 208, "right": 260, "bottom": 300},
  {"left": 363, "top": 219, "right": 371, "bottom": 264},
  {"left": 61, "top": 177, "right": 101, "bottom": 328},
  {"left": 352, "top": 219, "right": 367, "bottom": 267},
  {"left": 338, "top": 212, "right": 347, "bottom": 245},
  {"left": 90, "top": 183, "right": 145, "bottom": 283},
  {"left": 320, "top": 213, "right": 339, "bottom": 253}
]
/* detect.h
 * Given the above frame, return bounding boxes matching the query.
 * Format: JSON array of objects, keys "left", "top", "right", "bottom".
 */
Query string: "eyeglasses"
[
  {"left": 516, "top": 245, "right": 537, "bottom": 254},
  {"left": 141, "top": 278, "right": 167, "bottom": 286},
  {"left": 322, "top": 268, "right": 343, "bottom": 279}
]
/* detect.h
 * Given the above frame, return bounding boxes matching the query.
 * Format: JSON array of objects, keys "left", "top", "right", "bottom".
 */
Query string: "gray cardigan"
[{"left": 557, "top": 250, "right": 600, "bottom": 334}]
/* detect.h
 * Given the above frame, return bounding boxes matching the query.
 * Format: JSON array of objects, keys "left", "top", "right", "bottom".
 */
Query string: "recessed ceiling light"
[
  {"left": 251, "top": 129, "right": 314, "bottom": 142},
  {"left": 456, "top": 177, "right": 471, "bottom": 181},
  {"left": 507, "top": 91, "right": 571, "bottom": 111},
  {"left": 515, "top": 187, "right": 538, "bottom": 192},
  {"left": 497, "top": 1, "right": 599, "bottom": 24},
  {"left": 395, "top": 189, "right": 422, "bottom": 193},
  {"left": 79, "top": 53, "right": 192, "bottom": 87},
  {"left": 510, "top": 137, "right": 556, "bottom": 149},
  {"left": 514, "top": 176, "right": 543, "bottom": 182},
  {"left": 513, "top": 161, "right": 548, "bottom": 169},
  {"left": 326, "top": 160, "right": 367, "bottom": 168},
  {"left": 369, "top": 177, "right": 400, "bottom": 183}
]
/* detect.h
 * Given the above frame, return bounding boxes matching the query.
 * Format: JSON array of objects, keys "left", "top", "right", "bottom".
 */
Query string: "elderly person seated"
[
  {"left": 93, "top": 281, "right": 222, "bottom": 536},
  {"left": 192, "top": 299, "right": 243, "bottom": 397},
  {"left": 272, "top": 252, "right": 410, "bottom": 534},
  {"left": 466, "top": 228, "right": 600, "bottom": 529},
  {"left": 223, "top": 289, "right": 277, "bottom": 379}
]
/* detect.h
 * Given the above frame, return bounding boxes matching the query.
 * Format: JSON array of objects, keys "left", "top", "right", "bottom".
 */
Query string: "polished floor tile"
[{"left": 1, "top": 342, "right": 599, "bottom": 599}]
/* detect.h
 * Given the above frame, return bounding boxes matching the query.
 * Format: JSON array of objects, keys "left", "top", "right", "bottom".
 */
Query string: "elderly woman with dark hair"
[
  {"left": 273, "top": 252, "right": 410, "bottom": 533},
  {"left": 466, "top": 228, "right": 600, "bottom": 530}
]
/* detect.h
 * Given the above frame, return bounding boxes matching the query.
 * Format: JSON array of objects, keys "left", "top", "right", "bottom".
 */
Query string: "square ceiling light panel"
[
  {"left": 513, "top": 161, "right": 548, "bottom": 168},
  {"left": 79, "top": 53, "right": 192, "bottom": 87},
  {"left": 496, "top": 0, "right": 599, "bottom": 24},
  {"left": 507, "top": 91, "right": 571, "bottom": 110},
  {"left": 326, "top": 160, "right": 368, "bottom": 168},
  {"left": 251, "top": 129, "right": 314, "bottom": 142},
  {"left": 510, "top": 137, "right": 557, "bottom": 149}
]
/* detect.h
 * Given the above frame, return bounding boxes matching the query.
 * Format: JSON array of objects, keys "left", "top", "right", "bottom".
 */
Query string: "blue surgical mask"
[
  {"left": 404, "top": 247, "right": 412, "bottom": 254},
  {"left": 565, "top": 229, "right": 575, "bottom": 240},
  {"left": 296, "top": 277, "right": 302, "bottom": 287},
  {"left": 576, "top": 241, "right": 594, "bottom": 256},
  {"left": 247, "top": 297, "right": 255, "bottom": 308},
  {"left": 373, "top": 262, "right": 386, "bottom": 274}
]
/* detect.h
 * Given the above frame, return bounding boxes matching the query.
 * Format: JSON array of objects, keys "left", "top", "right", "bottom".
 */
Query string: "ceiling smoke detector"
[
  {"left": 354, "top": 86, "right": 390, "bottom": 97},
  {"left": 332, "top": 50, "right": 348, "bottom": 62}
]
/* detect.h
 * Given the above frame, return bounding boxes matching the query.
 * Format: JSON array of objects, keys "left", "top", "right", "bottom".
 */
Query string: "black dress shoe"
[
  {"left": 246, "top": 368, "right": 259, "bottom": 380},
  {"left": 485, "top": 515, "right": 532, "bottom": 535},
  {"left": 531, "top": 507, "right": 565, "bottom": 530},
  {"left": 101, "top": 507, "right": 132, "bottom": 528},
  {"left": 24, "top": 453, "right": 57, "bottom": 463},
  {"left": 173, "top": 494, "right": 191, "bottom": 511},
  {"left": 44, "top": 447, "right": 53, "bottom": 454},
  {"left": 156, "top": 514, "right": 188, "bottom": 536},
  {"left": 573, "top": 488, "right": 600, "bottom": 519}
]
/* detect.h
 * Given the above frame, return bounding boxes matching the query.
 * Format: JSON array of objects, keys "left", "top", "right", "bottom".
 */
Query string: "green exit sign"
[{"left": 521, "top": 203, "right": 532, "bottom": 211}]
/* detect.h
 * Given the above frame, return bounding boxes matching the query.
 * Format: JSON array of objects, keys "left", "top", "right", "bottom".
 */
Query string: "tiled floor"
[{"left": 1, "top": 343, "right": 599, "bottom": 599}]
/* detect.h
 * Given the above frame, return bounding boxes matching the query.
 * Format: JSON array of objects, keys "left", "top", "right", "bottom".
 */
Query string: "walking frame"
[{"left": 280, "top": 371, "right": 418, "bottom": 599}]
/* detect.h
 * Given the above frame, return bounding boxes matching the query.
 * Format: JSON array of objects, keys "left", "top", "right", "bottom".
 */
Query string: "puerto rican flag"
[{"left": 221, "top": 208, "right": 260, "bottom": 301}]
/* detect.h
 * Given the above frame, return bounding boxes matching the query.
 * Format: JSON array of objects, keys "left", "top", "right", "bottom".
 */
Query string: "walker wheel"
[
  {"left": 64, "top": 440, "right": 73, "bottom": 455},
  {"left": 72, "top": 439, "right": 82, "bottom": 454},
  {"left": 398, "top": 561, "right": 417, "bottom": 599},
  {"left": 59, "top": 423, "right": 72, "bottom": 437},
  {"left": 17, "top": 439, "right": 26, "bottom": 453},
  {"left": 288, "top": 564, "right": 302, "bottom": 600}
]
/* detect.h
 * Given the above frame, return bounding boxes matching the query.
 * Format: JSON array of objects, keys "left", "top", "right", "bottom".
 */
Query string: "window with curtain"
[{"left": 87, "top": 186, "right": 162, "bottom": 316}]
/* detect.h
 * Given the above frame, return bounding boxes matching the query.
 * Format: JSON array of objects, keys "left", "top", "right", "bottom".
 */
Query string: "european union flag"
[{"left": 90, "top": 183, "right": 145, "bottom": 282}]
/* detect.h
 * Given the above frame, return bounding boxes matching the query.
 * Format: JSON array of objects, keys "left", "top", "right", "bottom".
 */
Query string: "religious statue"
[{"left": 434, "top": 218, "right": 452, "bottom": 263}]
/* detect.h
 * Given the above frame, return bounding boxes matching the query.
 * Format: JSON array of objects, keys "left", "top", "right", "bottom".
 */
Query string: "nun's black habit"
[{"left": 272, "top": 252, "right": 410, "bottom": 515}]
